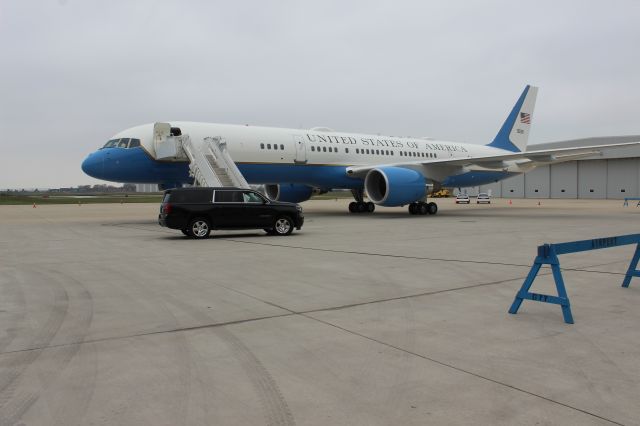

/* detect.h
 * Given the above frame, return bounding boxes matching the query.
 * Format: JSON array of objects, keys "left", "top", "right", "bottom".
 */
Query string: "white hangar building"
[{"left": 460, "top": 136, "right": 640, "bottom": 199}]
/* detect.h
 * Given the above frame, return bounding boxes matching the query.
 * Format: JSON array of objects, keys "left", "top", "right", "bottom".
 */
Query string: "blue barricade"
[
  {"left": 623, "top": 197, "right": 640, "bottom": 207},
  {"left": 509, "top": 234, "right": 640, "bottom": 324}
]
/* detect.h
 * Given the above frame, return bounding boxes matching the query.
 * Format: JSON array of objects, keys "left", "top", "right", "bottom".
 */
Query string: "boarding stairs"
[{"left": 179, "top": 136, "right": 250, "bottom": 188}]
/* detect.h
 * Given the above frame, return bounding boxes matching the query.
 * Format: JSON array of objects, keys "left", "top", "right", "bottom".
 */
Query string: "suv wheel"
[
  {"left": 273, "top": 216, "right": 293, "bottom": 236},
  {"left": 189, "top": 217, "right": 211, "bottom": 239}
]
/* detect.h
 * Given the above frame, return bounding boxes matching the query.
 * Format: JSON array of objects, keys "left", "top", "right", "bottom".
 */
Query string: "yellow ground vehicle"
[{"left": 429, "top": 189, "right": 451, "bottom": 198}]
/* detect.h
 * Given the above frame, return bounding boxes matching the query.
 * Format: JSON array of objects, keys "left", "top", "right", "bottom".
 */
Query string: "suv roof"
[{"left": 165, "top": 187, "right": 245, "bottom": 192}]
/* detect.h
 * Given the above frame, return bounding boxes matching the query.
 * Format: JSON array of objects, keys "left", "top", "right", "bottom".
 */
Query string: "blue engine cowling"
[
  {"left": 364, "top": 167, "right": 426, "bottom": 206},
  {"left": 265, "top": 184, "right": 314, "bottom": 203}
]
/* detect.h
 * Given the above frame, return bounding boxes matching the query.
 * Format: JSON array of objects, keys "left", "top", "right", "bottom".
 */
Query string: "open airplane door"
[{"left": 153, "top": 122, "right": 177, "bottom": 160}]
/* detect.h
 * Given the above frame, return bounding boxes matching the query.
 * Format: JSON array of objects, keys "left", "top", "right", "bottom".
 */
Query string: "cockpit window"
[{"left": 102, "top": 138, "right": 142, "bottom": 149}]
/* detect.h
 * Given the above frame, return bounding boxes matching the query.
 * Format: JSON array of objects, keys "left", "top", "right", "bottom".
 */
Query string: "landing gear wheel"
[
  {"left": 427, "top": 202, "right": 438, "bottom": 215},
  {"left": 366, "top": 202, "right": 375, "bottom": 213},
  {"left": 349, "top": 202, "right": 357, "bottom": 213},
  {"left": 356, "top": 202, "right": 366, "bottom": 213},
  {"left": 188, "top": 217, "right": 211, "bottom": 239},
  {"left": 417, "top": 203, "right": 429, "bottom": 215},
  {"left": 273, "top": 216, "right": 294, "bottom": 235},
  {"left": 408, "top": 203, "right": 418, "bottom": 215}
]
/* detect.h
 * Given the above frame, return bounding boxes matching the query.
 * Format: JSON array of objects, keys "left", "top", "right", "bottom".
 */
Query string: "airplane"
[{"left": 81, "top": 85, "right": 639, "bottom": 215}]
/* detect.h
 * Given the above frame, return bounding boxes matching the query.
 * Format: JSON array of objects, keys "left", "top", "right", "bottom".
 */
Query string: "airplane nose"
[{"left": 81, "top": 152, "right": 104, "bottom": 179}]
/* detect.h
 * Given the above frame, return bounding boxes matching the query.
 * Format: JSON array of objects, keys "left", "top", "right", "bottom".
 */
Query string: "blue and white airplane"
[{"left": 81, "top": 86, "right": 637, "bottom": 214}]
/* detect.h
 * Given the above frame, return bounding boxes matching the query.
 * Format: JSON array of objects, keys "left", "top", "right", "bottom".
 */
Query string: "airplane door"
[
  {"left": 293, "top": 135, "right": 307, "bottom": 164},
  {"left": 153, "top": 122, "right": 172, "bottom": 159}
]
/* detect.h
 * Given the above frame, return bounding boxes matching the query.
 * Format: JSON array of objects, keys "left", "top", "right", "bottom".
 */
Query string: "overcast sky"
[{"left": 1, "top": 0, "right": 639, "bottom": 189}]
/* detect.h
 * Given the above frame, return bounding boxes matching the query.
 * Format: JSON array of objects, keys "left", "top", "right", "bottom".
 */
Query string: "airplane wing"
[{"left": 345, "top": 141, "right": 640, "bottom": 182}]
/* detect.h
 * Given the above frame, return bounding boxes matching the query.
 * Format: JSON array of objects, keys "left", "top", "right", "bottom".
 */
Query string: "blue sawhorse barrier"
[
  {"left": 509, "top": 234, "right": 640, "bottom": 324},
  {"left": 623, "top": 197, "right": 640, "bottom": 207}
]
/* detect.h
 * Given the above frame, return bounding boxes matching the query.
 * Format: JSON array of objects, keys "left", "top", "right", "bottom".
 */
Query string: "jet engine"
[
  {"left": 364, "top": 167, "right": 426, "bottom": 206},
  {"left": 265, "top": 184, "right": 314, "bottom": 203}
]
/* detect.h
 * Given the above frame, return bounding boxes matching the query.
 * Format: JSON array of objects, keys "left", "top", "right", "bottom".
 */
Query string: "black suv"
[{"left": 158, "top": 187, "right": 304, "bottom": 238}]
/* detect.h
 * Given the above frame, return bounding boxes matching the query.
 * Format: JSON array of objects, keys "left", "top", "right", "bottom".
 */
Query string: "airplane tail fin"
[{"left": 487, "top": 85, "right": 538, "bottom": 152}]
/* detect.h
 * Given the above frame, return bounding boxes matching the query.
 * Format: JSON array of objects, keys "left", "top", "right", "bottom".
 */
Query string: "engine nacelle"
[
  {"left": 364, "top": 167, "right": 426, "bottom": 206},
  {"left": 265, "top": 184, "right": 314, "bottom": 203}
]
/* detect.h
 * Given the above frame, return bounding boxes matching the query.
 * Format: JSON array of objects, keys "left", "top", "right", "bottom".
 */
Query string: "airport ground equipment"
[
  {"left": 181, "top": 136, "right": 250, "bottom": 188},
  {"left": 153, "top": 122, "right": 249, "bottom": 188},
  {"left": 509, "top": 234, "right": 640, "bottom": 324},
  {"left": 623, "top": 197, "right": 640, "bottom": 207}
]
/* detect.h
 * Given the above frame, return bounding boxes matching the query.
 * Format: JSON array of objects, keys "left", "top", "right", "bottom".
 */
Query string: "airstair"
[
  {"left": 180, "top": 136, "right": 250, "bottom": 188},
  {"left": 153, "top": 122, "right": 249, "bottom": 188}
]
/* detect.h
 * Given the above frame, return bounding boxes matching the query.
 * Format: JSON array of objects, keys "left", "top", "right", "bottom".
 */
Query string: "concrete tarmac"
[{"left": 0, "top": 199, "right": 639, "bottom": 425}]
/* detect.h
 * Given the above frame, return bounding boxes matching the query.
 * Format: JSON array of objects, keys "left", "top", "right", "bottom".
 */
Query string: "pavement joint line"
[
  {"left": 0, "top": 261, "right": 630, "bottom": 425},
  {"left": 300, "top": 312, "right": 626, "bottom": 426},
  {"left": 0, "top": 272, "right": 529, "bottom": 357},
  {"left": 0, "top": 312, "right": 296, "bottom": 357},
  {"left": 104, "top": 222, "right": 634, "bottom": 274},
  {"left": 0, "top": 251, "right": 630, "bottom": 356}
]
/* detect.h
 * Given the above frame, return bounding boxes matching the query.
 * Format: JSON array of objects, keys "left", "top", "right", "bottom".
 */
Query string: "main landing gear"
[
  {"left": 349, "top": 201, "right": 375, "bottom": 213},
  {"left": 408, "top": 201, "right": 438, "bottom": 215},
  {"left": 349, "top": 189, "right": 375, "bottom": 214}
]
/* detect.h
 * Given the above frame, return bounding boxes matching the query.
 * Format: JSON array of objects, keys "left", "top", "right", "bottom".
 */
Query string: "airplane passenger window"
[
  {"left": 323, "top": 147, "right": 327, "bottom": 152},
  {"left": 280, "top": 144, "right": 284, "bottom": 150},
  {"left": 356, "top": 148, "right": 359, "bottom": 154},
  {"left": 345, "top": 148, "right": 349, "bottom": 153},
  {"left": 267, "top": 144, "right": 271, "bottom": 149},
  {"left": 128, "top": 139, "right": 141, "bottom": 148},
  {"left": 311, "top": 146, "right": 315, "bottom": 152},
  {"left": 118, "top": 138, "right": 130, "bottom": 148},
  {"left": 260, "top": 143, "right": 264, "bottom": 149},
  {"left": 274, "top": 144, "right": 278, "bottom": 150}
]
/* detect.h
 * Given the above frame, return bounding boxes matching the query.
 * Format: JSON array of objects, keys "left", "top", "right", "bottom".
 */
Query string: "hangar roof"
[{"left": 530, "top": 135, "right": 640, "bottom": 160}]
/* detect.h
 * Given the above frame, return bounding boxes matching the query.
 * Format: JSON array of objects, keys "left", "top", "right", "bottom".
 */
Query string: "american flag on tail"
[{"left": 520, "top": 112, "right": 531, "bottom": 124}]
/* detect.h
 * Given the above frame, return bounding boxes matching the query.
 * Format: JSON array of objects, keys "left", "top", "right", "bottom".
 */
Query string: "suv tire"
[
  {"left": 188, "top": 217, "right": 211, "bottom": 239},
  {"left": 273, "top": 216, "right": 294, "bottom": 236}
]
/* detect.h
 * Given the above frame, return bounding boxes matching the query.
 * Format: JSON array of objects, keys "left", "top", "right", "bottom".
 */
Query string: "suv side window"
[
  {"left": 214, "top": 191, "right": 234, "bottom": 203},
  {"left": 242, "top": 191, "right": 263, "bottom": 203},
  {"left": 170, "top": 190, "right": 212, "bottom": 203},
  {"left": 214, "top": 190, "right": 245, "bottom": 202}
]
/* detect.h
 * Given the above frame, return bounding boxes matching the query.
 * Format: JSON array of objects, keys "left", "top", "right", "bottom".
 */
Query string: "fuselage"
[{"left": 81, "top": 121, "right": 515, "bottom": 189}]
